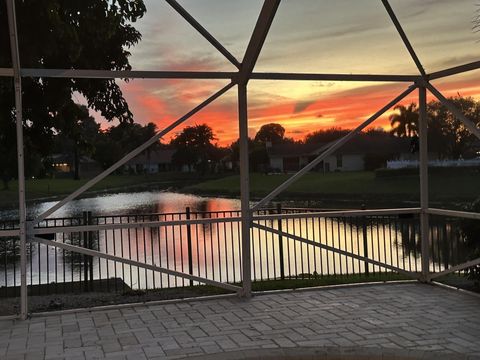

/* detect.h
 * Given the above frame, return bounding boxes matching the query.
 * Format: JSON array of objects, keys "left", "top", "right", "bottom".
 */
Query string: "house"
[
  {"left": 267, "top": 136, "right": 413, "bottom": 173},
  {"left": 124, "top": 149, "right": 176, "bottom": 174},
  {"left": 48, "top": 153, "right": 102, "bottom": 178}
]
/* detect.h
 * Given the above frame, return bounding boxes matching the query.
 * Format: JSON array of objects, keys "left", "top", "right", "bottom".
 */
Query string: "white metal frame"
[{"left": 1, "top": 0, "right": 480, "bottom": 319}]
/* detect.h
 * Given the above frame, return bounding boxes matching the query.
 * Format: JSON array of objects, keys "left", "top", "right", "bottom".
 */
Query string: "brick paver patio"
[{"left": 0, "top": 282, "right": 479, "bottom": 359}]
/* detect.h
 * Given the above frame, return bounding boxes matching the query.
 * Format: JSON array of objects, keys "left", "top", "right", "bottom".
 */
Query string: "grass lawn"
[
  {"left": 185, "top": 171, "right": 480, "bottom": 207},
  {"left": 0, "top": 172, "right": 217, "bottom": 208},
  {"left": 2, "top": 170, "right": 479, "bottom": 209}
]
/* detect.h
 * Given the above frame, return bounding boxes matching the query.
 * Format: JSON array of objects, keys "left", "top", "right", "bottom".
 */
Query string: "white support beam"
[
  {"left": 252, "top": 223, "right": 420, "bottom": 280},
  {"left": 0, "top": 230, "right": 21, "bottom": 237},
  {"left": 426, "top": 83, "right": 480, "bottom": 140},
  {"left": 252, "top": 207, "right": 421, "bottom": 221},
  {"left": 239, "top": 0, "right": 281, "bottom": 83},
  {"left": 6, "top": 0, "right": 28, "bottom": 320},
  {"left": 251, "top": 84, "right": 417, "bottom": 211},
  {"left": 427, "top": 208, "right": 480, "bottom": 220},
  {"left": 0, "top": 67, "right": 14, "bottom": 76},
  {"left": 251, "top": 72, "right": 420, "bottom": 82},
  {"left": 165, "top": 0, "right": 240, "bottom": 69},
  {"left": 235, "top": 0, "right": 280, "bottom": 296},
  {"left": 31, "top": 236, "right": 241, "bottom": 293},
  {"left": 418, "top": 85, "right": 430, "bottom": 281},
  {"left": 238, "top": 83, "right": 251, "bottom": 297},
  {"left": 19, "top": 68, "right": 237, "bottom": 80},
  {"left": 381, "top": 0, "right": 426, "bottom": 76},
  {"left": 2, "top": 68, "right": 423, "bottom": 83},
  {"left": 34, "top": 82, "right": 235, "bottom": 223},
  {"left": 428, "top": 257, "right": 480, "bottom": 280},
  {"left": 428, "top": 61, "right": 480, "bottom": 80},
  {"left": 32, "top": 216, "right": 243, "bottom": 235}
]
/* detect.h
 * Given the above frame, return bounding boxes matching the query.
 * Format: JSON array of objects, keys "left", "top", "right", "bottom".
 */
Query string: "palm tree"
[{"left": 389, "top": 103, "right": 419, "bottom": 138}]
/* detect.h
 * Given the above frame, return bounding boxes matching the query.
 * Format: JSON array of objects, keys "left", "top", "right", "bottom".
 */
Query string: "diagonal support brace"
[
  {"left": 252, "top": 84, "right": 417, "bottom": 211},
  {"left": 34, "top": 82, "right": 235, "bottom": 223},
  {"left": 426, "top": 82, "right": 480, "bottom": 140},
  {"left": 31, "top": 236, "right": 242, "bottom": 293},
  {"left": 252, "top": 222, "right": 420, "bottom": 280}
]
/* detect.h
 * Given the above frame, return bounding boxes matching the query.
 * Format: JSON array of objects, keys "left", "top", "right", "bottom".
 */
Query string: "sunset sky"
[{"left": 93, "top": 0, "right": 480, "bottom": 146}]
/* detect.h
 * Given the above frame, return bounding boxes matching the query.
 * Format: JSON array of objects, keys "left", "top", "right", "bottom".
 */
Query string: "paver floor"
[{"left": 0, "top": 283, "right": 479, "bottom": 359}]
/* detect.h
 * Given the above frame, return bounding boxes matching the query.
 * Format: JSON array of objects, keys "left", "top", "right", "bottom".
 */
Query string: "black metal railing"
[{"left": 0, "top": 207, "right": 471, "bottom": 298}]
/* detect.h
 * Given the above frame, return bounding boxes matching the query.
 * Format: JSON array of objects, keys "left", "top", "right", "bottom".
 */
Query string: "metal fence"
[{"left": 0, "top": 207, "right": 472, "bottom": 298}]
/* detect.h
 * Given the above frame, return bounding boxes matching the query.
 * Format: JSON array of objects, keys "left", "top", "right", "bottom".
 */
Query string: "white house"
[
  {"left": 125, "top": 149, "right": 176, "bottom": 174},
  {"left": 267, "top": 136, "right": 412, "bottom": 173}
]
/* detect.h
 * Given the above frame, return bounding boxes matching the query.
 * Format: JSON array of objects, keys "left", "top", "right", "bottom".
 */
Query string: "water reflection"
[
  {"left": 0, "top": 191, "right": 241, "bottom": 220},
  {"left": 0, "top": 192, "right": 471, "bottom": 292}
]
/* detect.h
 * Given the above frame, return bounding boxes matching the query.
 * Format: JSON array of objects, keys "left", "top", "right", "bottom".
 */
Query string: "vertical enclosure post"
[
  {"left": 7, "top": 0, "right": 28, "bottom": 319},
  {"left": 238, "top": 83, "right": 252, "bottom": 297},
  {"left": 419, "top": 85, "right": 430, "bottom": 281}
]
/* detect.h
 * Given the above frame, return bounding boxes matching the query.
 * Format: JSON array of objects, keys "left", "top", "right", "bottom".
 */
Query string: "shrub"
[{"left": 459, "top": 198, "right": 480, "bottom": 286}]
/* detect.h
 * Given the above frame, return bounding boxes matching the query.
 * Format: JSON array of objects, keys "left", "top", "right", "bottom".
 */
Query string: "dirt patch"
[{"left": 0, "top": 283, "right": 229, "bottom": 316}]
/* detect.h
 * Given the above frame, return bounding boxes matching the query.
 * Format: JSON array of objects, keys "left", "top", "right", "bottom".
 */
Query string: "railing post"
[
  {"left": 82, "top": 211, "right": 89, "bottom": 292},
  {"left": 88, "top": 211, "right": 94, "bottom": 290},
  {"left": 186, "top": 207, "right": 194, "bottom": 287},
  {"left": 419, "top": 85, "right": 430, "bottom": 281},
  {"left": 362, "top": 205, "right": 369, "bottom": 277},
  {"left": 362, "top": 220, "right": 370, "bottom": 277},
  {"left": 276, "top": 203, "right": 285, "bottom": 280}
]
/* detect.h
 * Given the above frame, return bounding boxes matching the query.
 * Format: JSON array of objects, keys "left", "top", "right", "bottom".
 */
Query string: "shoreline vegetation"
[{"left": 1, "top": 170, "right": 479, "bottom": 210}]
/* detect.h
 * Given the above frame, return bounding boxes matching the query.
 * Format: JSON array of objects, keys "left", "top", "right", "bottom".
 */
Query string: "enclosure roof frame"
[{"left": 3, "top": 0, "right": 480, "bottom": 319}]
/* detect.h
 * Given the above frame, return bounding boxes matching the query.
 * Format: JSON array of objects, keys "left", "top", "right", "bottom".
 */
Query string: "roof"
[
  {"left": 127, "top": 149, "right": 175, "bottom": 166},
  {"left": 48, "top": 154, "right": 97, "bottom": 164},
  {"left": 268, "top": 136, "right": 411, "bottom": 158}
]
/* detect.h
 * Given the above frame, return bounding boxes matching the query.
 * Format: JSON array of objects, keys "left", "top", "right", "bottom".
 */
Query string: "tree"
[
  {"left": 0, "top": 79, "right": 16, "bottom": 189},
  {"left": 0, "top": 0, "right": 146, "bottom": 186},
  {"left": 171, "top": 124, "right": 217, "bottom": 174},
  {"left": 254, "top": 123, "right": 285, "bottom": 144},
  {"left": 54, "top": 104, "right": 100, "bottom": 179},
  {"left": 389, "top": 103, "right": 418, "bottom": 138},
  {"left": 427, "top": 96, "right": 480, "bottom": 159},
  {"left": 460, "top": 197, "right": 480, "bottom": 287},
  {"left": 304, "top": 127, "right": 349, "bottom": 144},
  {"left": 94, "top": 122, "right": 159, "bottom": 169},
  {"left": 388, "top": 97, "right": 480, "bottom": 159}
]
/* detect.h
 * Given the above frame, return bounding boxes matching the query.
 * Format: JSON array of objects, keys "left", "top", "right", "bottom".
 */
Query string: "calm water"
[
  {"left": 0, "top": 191, "right": 457, "bottom": 291},
  {"left": 0, "top": 191, "right": 241, "bottom": 220}
]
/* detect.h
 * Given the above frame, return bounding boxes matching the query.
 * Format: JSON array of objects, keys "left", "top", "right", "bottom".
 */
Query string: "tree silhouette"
[
  {"left": 427, "top": 96, "right": 480, "bottom": 159},
  {"left": 389, "top": 103, "right": 419, "bottom": 138},
  {"left": 94, "top": 122, "right": 159, "bottom": 170},
  {"left": 254, "top": 123, "right": 285, "bottom": 144},
  {"left": 460, "top": 197, "right": 480, "bottom": 285},
  {"left": 0, "top": 0, "right": 146, "bottom": 185},
  {"left": 55, "top": 104, "right": 100, "bottom": 180},
  {"left": 304, "top": 127, "right": 350, "bottom": 144},
  {"left": 171, "top": 124, "right": 217, "bottom": 174}
]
